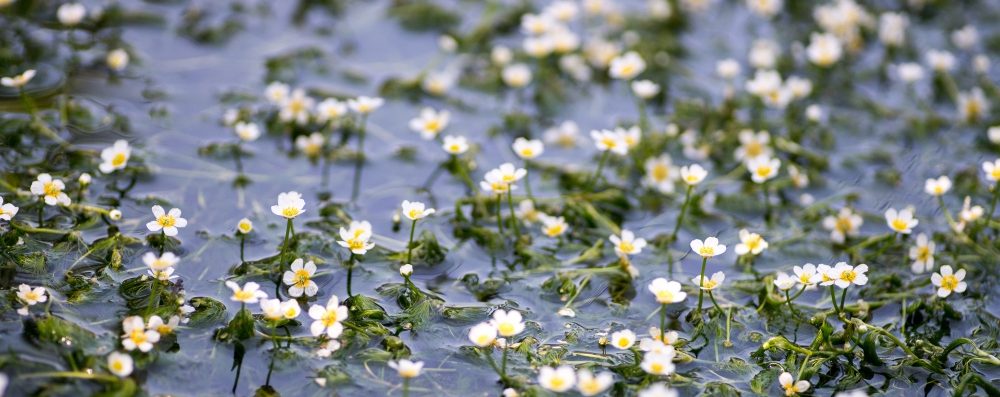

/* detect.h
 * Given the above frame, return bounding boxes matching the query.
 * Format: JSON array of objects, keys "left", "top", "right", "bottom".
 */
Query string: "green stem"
[
  {"left": 145, "top": 279, "right": 160, "bottom": 317},
  {"left": 659, "top": 303, "right": 667, "bottom": 340},
  {"left": 495, "top": 194, "right": 505, "bottom": 236},
  {"left": 696, "top": 256, "right": 707, "bottom": 316},
  {"left": 588, "top": 151, "right": 610, "bottom": 189},
  {"left": 406, "top": 219, "right": 418, "bottom": 264},
  {"left": 670, "top": 185, "right": 694, "bottom": 242},
  {"left": 829, "top": 285, "right": 842, "bottom": 317},
  {"left": 402, "top": 378, "right": 410, "bottom": 397},
  {"left": 500, "top": 344, "right": 509, "bottom": 378},
  {"left": 507, "top": 190, "right": 521, "bottom": 239},
  {"left": 987, "top": 184, "right": 1000, "bottom": 224},
  {"left": 524, "top": 161, "right": 534, "bottom": 200},
  {"left": 239, "top": 235, "right": 246, "bottom": 264},
  {"left": 346, "top": 254, "right": 355, "bottom": 297}
]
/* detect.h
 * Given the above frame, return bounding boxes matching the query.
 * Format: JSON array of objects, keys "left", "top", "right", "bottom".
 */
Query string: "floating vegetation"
[{"left": 1, "top": 0, "right": 999, "bottom": 396}]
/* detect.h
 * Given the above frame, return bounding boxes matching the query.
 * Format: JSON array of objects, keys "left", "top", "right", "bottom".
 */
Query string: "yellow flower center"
[
  {"left": 916, "top": 246, "right": 931, "bottom": 261},
  {"left": 490, "top": 182, "right": 508, "bottom": 192},
  {"left": 519, "top": 148, "right": 534, "bottom": 157},
  {"left": 618, "top": 241, "right": 635, "bottom": 253},
  {"left": 799, "top": 273, "right": 813, "bottom": 284},
  {"left": 601, "top": 137, "right": 618, "bottom": 148},
  {"left": 476, "top": 335, "right": 492, "bottom": 345},
  {"left": 755, "top": 166, "right": 773, "bottom": 178},
  {"left": 322, "top": 310, "right": 339, "bottom": 327},
  {"left": 699, "top": 246, "right": 715, "bottom": 256},
  {"left": 835, "top": 216, "right": 853, "bottom": 233},
  {"left": 157, "top": 325, "right": 172, "bottom": 335},
  {"left": 43, "top": 182, "right": 61, "bottom": 197},
  {"left": 112, "top": 152, "right": 127, "bottom": 167},
  {"left": 157, "top": 215, "right": 176, "bottom": 228},
  {"left": 282, "top": 207, "right": 300, "bottom": 218},
  {"left": 549, "top": 377, "right": 566, "bottom": 389},
  {"left": 651, "top": 164, "right": 669, "bottom": 181},
  {"left": 840, "top": 270, "right": 857, "bottom": 282},
  {"left": 619, "top": 65, "right": 635, "bottom": 76},
  {"left": 617, "top": 338, "right": 630, "bottom": 348},
  {"left": 745, "top": 141, "right": 763, "bottom": 157},
  {"left": 408, "top": 209, "right": 421, "bottom": 219},
  {"left": 545, "top": 224, "right": 565, "bottom": 237},
  {"left": 650, "top": 362, "right": 664, "bottom": 373},
  {"left": 294, "top": 269, "right": 311, "bottom": 287},
  {"left": 424, "top": 119, "right": 441, "bottom": 132},
  {"left": 891, "top": 218, "right": 909, "bottom": 231},
  {"left": 655, "top": 291, "right": 675, "bottom": 303},
  {"left": 111, "top": 360, "right": 124, "bottom": 372},
  {"left": 497, "top": 322, "right": 515, "bottom": 336},
  {"left": 233, "top": 290, "right": 254, "bottom": 301},
  {"left": 940, "top": 274, "right": 959, "bottom": 290},
  {"left": 701, "top": 279, "right": 718, "bottom": 289},
  {"left": 447, "top": 144, "right": 462, "bottom": 152},
  {"left": 129, "top": 329, "right": 147, "bottom": 345},
  {"left": 289, "top": 99, "right": 305, "bottom": 113},
  {"left": 347, "top": 238, "right": 366, "bottom": 251},
  {"left": 24, "top": 291, "right": 40, "bottom": 301},
  {"left": 580, "top": 379, "right": 601, "bottom": 394}
]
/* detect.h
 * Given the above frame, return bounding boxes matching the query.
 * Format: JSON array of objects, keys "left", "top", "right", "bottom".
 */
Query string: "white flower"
[
  {"left": 224, "top": 107, "right": 241, "bottom": 127},
  {"left": 748, "top": 39, "right": 780, "bottom": 70},
  {"left": 468, "top": 322, "right": 498, "bottom": 347},
  {"left": 958, "top": 196, "right": 984, "bottom": 225},
  {"left": 896, "top": 63, "right": 925, "bottom": 83},
  {"left": 78, "top": 173, "right": 91, "bottom": 186},
  {"left": 927, "top": 50, "right": 956, "bottom": 73},
  {"left": 716, "top": 58, "right": 741, "bottom": 79},
  {"left": 793, "top": 263, "right": 822, "bottom": 286},
  {"left": 544, "top": 121, "right": 581, "bottom": 148},
  {"left": 983, "top": 159, "right": 1000, "bottom": 182},
  {"left": 748, "top": 156, "right": 781, "bottom": 183},
  {"left": 143, "top": 252, "right": 179, "bottom": 272},
  {"left": 512, "top": 137, "right": 544, "bottom": 160},
  {"left": 885, "top": 208, "right": 918, "bottom": 234},
  {"left": 523, "top": 36, "right": 554, "bottom": 58},
  {"left": 121, "top": 316, "right": 159, "bottom": 352},
  {"left": 648, "top": 278, "right": 687, "bottom": 304},
  {"left": 823, "top": 208, "right": 863, "bottom": 243},
  {"left": 438, "top": 35, "right": 457, "bottom": 52},
  {"left": 544, "top": 1, "right": 578, "bottom": 22},
  {"left": 1, "top": 69, "right": 35, "bottom": 88},
  {"left": 539, "top": 214, "right": 568, "bottom": 238},
  {"left": 538, "top": 366, "right": 576, "bottom": 392},
  {"left": 337, "top": 220, "right": 375, "bottom": 255},
  {"left": 931, "top": 265, "right": 967, "bottom": 298},
  {"left": 308, "top": 295, "right": 348, "bottom": 337},
  {"left": 644, "top": 155, "right": 677, "bottom": 194},
  {"left": 265, "top": 82, "right": 289, "bottom": 104},
  {"left": 109, "top": 209, "right": 122, "bottom": 221},
  {"left": 619, "top": 126, "right": 641, "bottom": 149},
  {"left": 832, "top": 262, "right": 868, "bottom": 288},
  {"left": 746, "top": 69, "right": 790, "bottom": 108},
  {"left": 576, "top": 369, "right": 613, "bottom": 396},
  {"left": 735, "top": 130, "right": 772, "bottom": 163},
  {"left": 442, "top": 135, "right": 470, "bottom": 154},
  {"left": 610, "top": 230, "right": 647, "bottom": 257},
  {"left": 779, "top": 372, "right": 810, "bottom": 396},
  {"left": 106, "top": 49, "right": 129, "bottom": 72},
  {"left": 399, "top": 264, "right": 413, "bottom": 276},
  {"left": 491, "top": 46, "right": 513, "bottom": 66},
  {"left": 680, "top": 164, "right": 708, "bottom": 185},
  {"left": 278, "top": 89, "right": 313, "bottom": 125},
  {"left": 316, "top": 339, "right": 341, "bottom": 357},
  {"left": 234, "top": 122, "right": 261, "bottom": 142},
  {"left": 690, "top": 237, "right": 726, "bottom": 258},
  {"left": 641, "top": 351, "right": 676, "bottom": 375},
  {"left": 609, "top": 51, "right": 646, "bottom": 80},
  {"left": 480, "top": 169, "right": 513, "bottom": 195},
  {"left": 773, "top": 272, "right": 797, "bottom": 291},
  {"left": 515, "top": 200, "right": 540, "bottom": 224},
  {"left": 817, "top": 264, "right": 837, "bottom": 286},
  {"left": 148, "top": 267, "right": 177, "bottom": 282},
  {"left": 30, "top": 173, "right": 71, "bottom": 206},
  {"left": 16, "top": 284, "right": 47, "bottom": 306},
  {"left": 747, "top": 0, "right": 782, "bottom": 18},
  {"left": 237, "top": 218, "right": 253, "bottom": 234},
  {"left": 496, "top": 163, "right": 527, "bottom": 184},
  {"left": 389, "top": 359, "right": 424, "bottom": 379},
  {"left": 226, "top": 281, "right": 267, "bottom": 303},
  {"left": 631, "top": 80, "right": 661, "bottom": 99},
  {"left": 315, "top": 98, "right": 347, "bottom": 123},
  {"left": 692, "top": 271, "right": 725, "bottom": 291},
  {"left": 785, "top": 76, "right": 812, "bottom": 99},
  {"left": 98, "top": 140, "right": 131, "bottom": 173},
  {"left": 422, "top": 71, "right": 455, "bottom": 95},
  {"left": 347, "top": 96, "right": 384, "bottom": 114},
  {"left": 958, "top": 88, "right": 989, "bottom": 123},
  {"left": 951, "top": 25, "right": 978, "bottom": 50},
  {"left": 638, "top": 383, "right": 679, "bottom": 397},
  {"left": 520, "top": 13, "right": 554, "bottom": 36},
  {"left": 610, "top": 329, "right": 636, "bottom": 349},
  {"left": 57, "top": 3, "right": 86, "bottom": 26},
  {"left": 145, "top": 205, "right": 188, "bottom": 236},
  {"left": 107, "top": 352, "right": 133, "bottom": 377},
  {"left": 990, "top": 128, "right": 1000, "bottom": 145},
  {"left": 146, "top": 315, "right": 179, "bottom": 335},
  {"left": 271, "top": 191, "right": 305, "bottom": 219},
  {"left": 878, "top": 12, "right": 907, "bottom": 47},
  {"left": 909, "top": 233, "right": 935, "bottom": 274},
  {"left": 734, "top": 230, "right": 768, "bottom": 256},
  {"left": 409, "top": 108, "right": 450, "bottom": 140},
  {"left": 590, "top": 129, "right": 629, "bottom": 155},
  {"left": 924, "top": 176, "right": 952, "bottom": 196},
  {"left": 502, "top": 64, "right": 533, "bottom": 88},
  {"left": 0, "top": 196, "right": 20, "bottom": 221},
  {"left": 490, "top": 309, "right": 525, "bottom": 337},
  {"left": 401, "top": 200, "right": 435, "bottom": 221},
  {"left": 283, "top": 258, "right": 318, "bottom": 297},
  {"left": 805, "top": 105, "right": 823, "bottom": 122},
  {"left": 583, "top": 38, "right": 620, "bottom": 68},
  {"left": 974, "top": 55, "right": 990, "bottom": 74}
]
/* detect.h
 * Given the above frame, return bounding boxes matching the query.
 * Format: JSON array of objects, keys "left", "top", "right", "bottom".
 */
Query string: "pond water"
[{"left": 1, "top": 0, "right": 999, "bottom": 396}]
